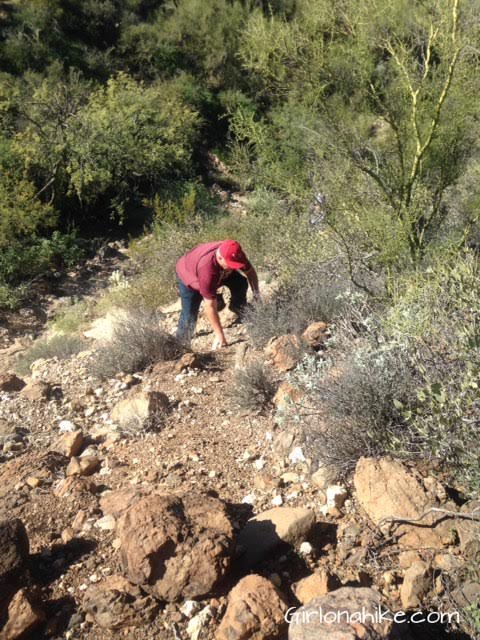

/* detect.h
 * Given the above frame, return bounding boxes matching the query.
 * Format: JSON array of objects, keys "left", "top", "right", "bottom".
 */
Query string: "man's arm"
[
  {"left": 203, "top": 298, "right": 227, "bottom": 347},
  {"left": 243, "top": 265, "right": 260, "bottom": 300}
]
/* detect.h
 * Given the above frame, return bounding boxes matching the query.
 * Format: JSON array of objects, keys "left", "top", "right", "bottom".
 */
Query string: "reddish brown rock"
[
  {"left": 293, "top": 570, "right": 339, "bottom": 605},
  {"left": 53, "top": 430, "right": 85, "bottom": 458},
  {"left": 400, "top": 561, "right": 431, "bottom": 609},
  {"left": 288, "top": 587, "right": 392, "bottom": 640},
  {"left": 237, "top": 507, "right": 315, "bottom": 568},
  {"left": 0, "top": 373, "right": 25, "bottom": 393},
  {"left": 354, "top": 457, "right": 456, "bottom": 549},
  {"left": 0, "top": 589, "right": 45, "bottom": 640},
  {"left": 83, "top": 575, "right": 159, "bottom": 630},
  {"left": 20, "top": 380, "right": 51, "bottom": 402},
  {"left": 216, "top": 575, "right": 288, "bottom": 640},
  {"left": 301, "top": 322, "right": 329, "bottom": 348},
  {"left": 0, "top": 519, "right": 29, "bottom": 601},
  {"left": 456, "top": 500, "right": 480, "bottom": 560},
  {"left": 117, "top": 492, "right": 234, "bottom": 602},
  {"left": 100, "top": 488, "right": 140, "bottom": 518},
  {"left": 66, "top": 456, "right": 101, "bottom": 477},
  {"left": 265, "top": 335, "right": 303, "bottom": 372}
]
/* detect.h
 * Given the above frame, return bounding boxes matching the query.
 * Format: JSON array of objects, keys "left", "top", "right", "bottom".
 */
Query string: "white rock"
[
  {"left": 59, "top": 420, "right": 76, "bottom": 433},
  {"left": 299, "top": 541, "right": 313, "bottom": 556},
  {"left": 242, "top": 494, "right": 256, "bottom": 505},
  {"left": 94, "top": 515, "right": 116, "bottom": 531},
  {"left": 254, "top": 458, "right": 265, "bottom": 471},
  {"left": 186, "top": 606, "right": 213, "bottom": 640},
  {"left": 289, "top": 447, "right": 306, "bottom": 464},
  {"left": 180, "top": 600, "right": 201, "bottom": 618},
  {"left": 271, "top": 495, "right": 283, "bottom": 507},
  {"left": 326, "top": 485, "right": 348, "bottom": 509}
]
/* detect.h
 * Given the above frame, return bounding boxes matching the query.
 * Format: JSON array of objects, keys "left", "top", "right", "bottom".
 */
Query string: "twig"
[{"left": 377, "top": 507, "right": 480, "bottom": 531}]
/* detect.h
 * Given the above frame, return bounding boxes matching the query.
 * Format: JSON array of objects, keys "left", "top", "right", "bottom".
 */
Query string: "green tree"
[{"left": 64, "top": 73, "right": 201, "bottom": 219}]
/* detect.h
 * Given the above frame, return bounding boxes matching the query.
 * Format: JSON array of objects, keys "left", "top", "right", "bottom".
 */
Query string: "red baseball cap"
[{"left": 218, "top": 240, "right": 248, "bottom": 269}]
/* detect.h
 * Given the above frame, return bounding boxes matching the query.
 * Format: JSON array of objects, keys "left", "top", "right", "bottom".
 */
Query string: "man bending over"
[{"left": 175, "top": 240, "right": 260, "bottom": 349}]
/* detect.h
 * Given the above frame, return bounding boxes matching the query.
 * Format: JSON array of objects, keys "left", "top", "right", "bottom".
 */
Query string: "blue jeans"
[{"left": 176, "top": 272, "right": 248, "bottom": 344}]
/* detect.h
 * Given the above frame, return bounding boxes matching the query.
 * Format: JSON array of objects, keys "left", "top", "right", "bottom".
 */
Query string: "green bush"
[
  {"left": 289, "top": 342, "right": 415, "bottom": 476},
  {"left": 50, "top": 299, "right": 91, "bottom": 333}
]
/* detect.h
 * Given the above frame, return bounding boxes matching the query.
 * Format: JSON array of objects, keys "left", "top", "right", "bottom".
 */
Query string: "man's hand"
[{"left": 212, "top": 335, "right": 227, "bottom": 350}]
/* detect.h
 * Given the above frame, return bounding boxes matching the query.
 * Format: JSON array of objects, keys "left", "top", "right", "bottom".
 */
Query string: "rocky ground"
[{"left": 0, "top": 248, "right": 479, "bottom": 640}]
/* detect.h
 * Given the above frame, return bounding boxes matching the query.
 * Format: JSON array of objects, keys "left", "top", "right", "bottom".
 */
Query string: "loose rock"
[
  {"left": 216, "top": 574, "right": 288, "bottom": 640},
  {"left": 400, "top": 561, "right": 431, "bottom": 610},
  {"left": 265, "top": 335, "right": 303, "bottom": 372},
  {"left": 117, "top": 491, "right": 235, "bottom": 602},
  {"left": 237, "top": 507, "right": 315, "bottom": 568},
  {"left": 0, "top": 589, "right": 45, "bottom": 640},
  {"left": 54, "top": 430, "right": 85, "bottom": 458},
  {"left": 0, "top": 373, "right": 25, "bottom": 393},
  {"left": 354, "top": 457, "right": 456, "bottom": 549},
  {"left": 83, "top": 575, "right": 159, "bottom": 629},
  {"left": 288, "top": 587, "right": 392, "bottom": 640},
  {"left": 111, "top": 389, "right": 170, "bottom": 428},
  {"left": 20, "top": 380, "right": 51, "bottom": 402}
]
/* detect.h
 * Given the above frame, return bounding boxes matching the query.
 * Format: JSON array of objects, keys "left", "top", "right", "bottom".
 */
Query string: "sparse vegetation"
[
  {"left": 246, "top": 263, "right": 353, "bottom": 347},
  {"left": 15, "top": 334, "right": 87, "bottom": 376},
  {"left": 93, "top": 308, "right": 183, "bottom": 379},
  {"left": 50, "top": 299, "right": 91, "bottom": 333},
  {"left": 229, "top": 360, "right": 277, "bottom": 412}
]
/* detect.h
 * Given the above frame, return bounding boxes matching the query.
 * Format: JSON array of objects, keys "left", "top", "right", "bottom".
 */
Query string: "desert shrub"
[
  {"left": 120, "top": 409, "right": 170, "bottom": 437},
  {"left": 229, "top": 360, "right": 277, "bottom": 412},
  {"left": 246, "top": 262, "right": 352, "bottom": 347},
  {"left": 383, "top": 252, "right": 480, "bottom": 495},
  {"left": 284, "top": 252, "right": 480, "bottom": 494},
  {"left": 51, "top": 299, "right": 91, "bottom": 333},
  {"left": 93, "top": 309, "right": 183, "bottom": 379},
  {"left": 16, "top": 334, "right": 86, "bottom": 375},
  {"left": 289, "top": 341, "right": 415, "bottom": 476}
]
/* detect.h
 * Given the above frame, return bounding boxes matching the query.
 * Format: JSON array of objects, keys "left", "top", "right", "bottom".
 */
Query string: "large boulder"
[
  {"left": 111, "top": 390, "right": 170, "bottom": 428},
  {"left": 0, "top": 519, "right": 29, "bottom": 606},
  {"left": 237, "top": 507, "right": 315, "bottom": 568},
  {"left": 216, "top": 574, "right": 288, "bottom": 640},
  {"left": 117, "top": 492, "right": 235, "bottom": 602},
  {"left": 288, "top": 587, "right": 392, "bottom": 640},
  {"left": 354, "top": 457, "right": 455, "bottom": 549},
  {"left": 83, "top": 575, "right": 159, "bottom": 629}
]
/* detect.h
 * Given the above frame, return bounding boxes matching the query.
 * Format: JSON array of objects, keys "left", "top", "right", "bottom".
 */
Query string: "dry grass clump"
[
  {"left": 229, "top": 359, "right": 277, "bottom": 412},
  {"left": 93, "top": 308, "right": 183, "bottom": 379}
]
